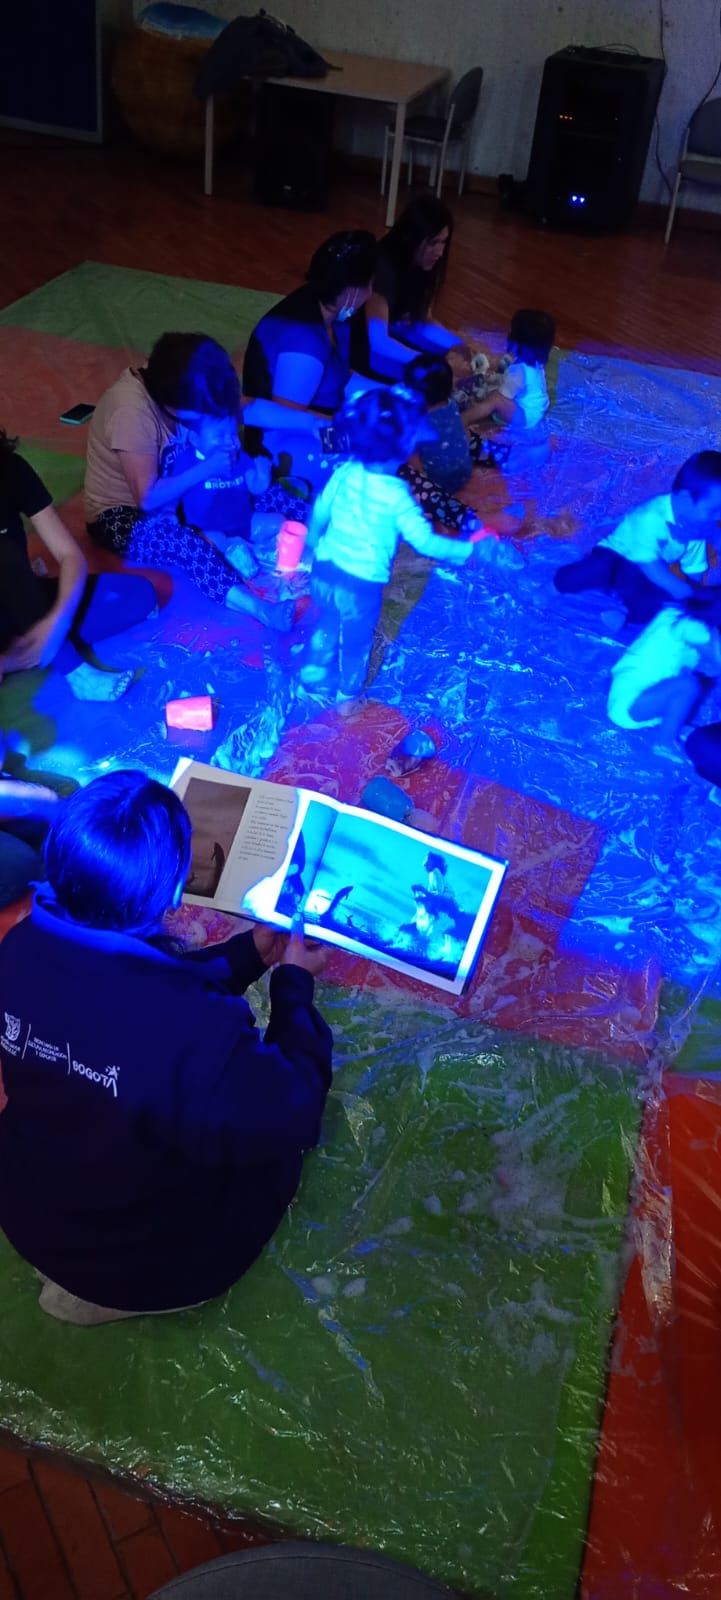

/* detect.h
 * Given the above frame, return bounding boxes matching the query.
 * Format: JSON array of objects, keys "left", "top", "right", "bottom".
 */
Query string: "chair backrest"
[
  {"left": 688, "top": 96, "right": 721, "bottom": 158},
  {"left": 448, "top": 67, "right": 483, "bottom": 135}
]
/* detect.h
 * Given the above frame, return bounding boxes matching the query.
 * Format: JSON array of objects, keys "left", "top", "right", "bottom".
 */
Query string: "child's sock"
[{"left": 66, "top": 663, "right": 134, "bottom": 702}]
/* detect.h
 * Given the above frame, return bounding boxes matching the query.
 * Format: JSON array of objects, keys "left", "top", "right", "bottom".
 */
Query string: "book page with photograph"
[
  {"left": 171, "top": 763, "right": 507, "bottom": 994},
  {"left": 172, "top": 762, "right": 304, "bottom": 917},
  {"left": 244, "top": 794, "right": 507, "bottom": 995}
]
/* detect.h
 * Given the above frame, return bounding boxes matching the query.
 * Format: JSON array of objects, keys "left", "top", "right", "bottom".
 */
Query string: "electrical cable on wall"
[{"left": 655, "top": 0, "right": 721, "bottom": 195}]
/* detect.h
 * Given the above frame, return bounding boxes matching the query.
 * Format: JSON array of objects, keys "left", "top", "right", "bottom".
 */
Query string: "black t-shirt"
[
  {"left": 0, "top": 449, "right": 51, "bottom": 552},
  {"left": 243, "top": 283, "right": 353, "bottom": 416},
  {"left": 0, "top": 450, "right": 54, "bottom": 649},
  {"left": 350, "top": 242, "right": 430, "bottom": 377}
]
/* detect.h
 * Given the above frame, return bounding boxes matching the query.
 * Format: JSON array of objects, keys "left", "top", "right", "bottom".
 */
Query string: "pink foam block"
[{"left": 165, "top": 695, "right": 215, "bottom": 731}]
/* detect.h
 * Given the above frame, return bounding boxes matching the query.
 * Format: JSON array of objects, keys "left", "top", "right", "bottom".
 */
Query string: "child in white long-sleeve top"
[{"left": 300, "top": 387, "right": 477, "bottom": 709}]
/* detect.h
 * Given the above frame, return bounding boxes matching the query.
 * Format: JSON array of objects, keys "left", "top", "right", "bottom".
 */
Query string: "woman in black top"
[
  {"left": 242, "top": 230, "right": 377, "bottom": 487},
  {"left": 243, "top": 226, "right": 480, "bottom": 537},
  {"left": 0, "top": 429, "right": 155, "bottom": 700},
  {"left": 353, "top": 196, "right": 477, "bottom": 380}
]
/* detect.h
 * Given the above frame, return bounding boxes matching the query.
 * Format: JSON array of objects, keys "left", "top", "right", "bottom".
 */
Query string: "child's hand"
[
  {"left": 200, "top": 448, "right": 242, "bottom": 482},
  {"left": 245, "top": 456, "right": 272, "bottom": 495}
]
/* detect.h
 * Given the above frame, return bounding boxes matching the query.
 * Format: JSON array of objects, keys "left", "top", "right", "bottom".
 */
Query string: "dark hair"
[
  {"left": 339, "top": 385, "right": 424, "bottom": 465},
  {"left": 424, "top": 851, "right": 446, "bottom": 874},
  {"left": 405, "top": 354, "right": 453, "bottom": 408},
  {"left": 508, "top": 309, "right": 556, "bottom": 367},
  {"left": 306, "top": 231, "right": 377, "bottom": 304},
  {"left": 44, "top": 770, "right": 192, "bottom": 937},
  {"left": 382, "top": 196, "right": 454, "bottom": 319},
  {"left": 673, "top": 451, "right": 721, "bottom": 501},
  {"left": 142, "top": 333, "right": 241, "bottom": 418},
  {"left": 0, "top": 428, "right": 18, "bottom": 455}
]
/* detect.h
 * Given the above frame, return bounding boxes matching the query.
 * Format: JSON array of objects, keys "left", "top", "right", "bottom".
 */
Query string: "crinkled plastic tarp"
[{"left": 0, "top": 268, "right": 720, "bottom": 1599}]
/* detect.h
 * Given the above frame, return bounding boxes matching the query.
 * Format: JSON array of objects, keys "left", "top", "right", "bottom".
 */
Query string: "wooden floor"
[
  {"left": 1, "top": 125, "right": 721, "bottom": 1599},
  {"left": 3, "top": 128, "right": 721, "bottom": 370}
]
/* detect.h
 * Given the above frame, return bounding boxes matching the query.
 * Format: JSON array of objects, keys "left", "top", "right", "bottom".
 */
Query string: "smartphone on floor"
[{"left": 59, "top": 403, "right": 95, "bottom": 425}]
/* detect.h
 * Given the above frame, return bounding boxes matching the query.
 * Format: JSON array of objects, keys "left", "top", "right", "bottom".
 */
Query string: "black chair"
[
  {"left": 380, "top": 67, "right": 483, "bottom": 198},
  {"left": 664, "top": 97, "right": 721, "bottom": 243},
  {"left": 149, "top": 1541, "right": 471, "bottom": 1598}
]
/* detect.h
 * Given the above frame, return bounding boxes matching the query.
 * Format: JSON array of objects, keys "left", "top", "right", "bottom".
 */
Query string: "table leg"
[
  {"left": 204, "top": 95, "right": 215, "bottom": 197},
  {"left": 385, "top": 101, "right": 406, "bottom": 228}
]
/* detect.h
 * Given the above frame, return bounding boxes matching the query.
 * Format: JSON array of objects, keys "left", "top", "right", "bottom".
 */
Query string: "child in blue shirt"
[
  {"left": 404, "top": 353, "right": 494, "bottom": 494},
  {"left": 160, "top": 412, "right": 308, "bottom": 580}
]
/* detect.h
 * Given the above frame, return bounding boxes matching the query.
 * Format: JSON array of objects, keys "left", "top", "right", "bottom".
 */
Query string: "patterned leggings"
[
  {"left": 89, "top": 507, "right": 242, "bottom": 606},
  {"left": 400, "top": 466, "right": 476, "bottom": 532},
  {"left": 89, "top": 486, "right": 308, "bottom": 607}
]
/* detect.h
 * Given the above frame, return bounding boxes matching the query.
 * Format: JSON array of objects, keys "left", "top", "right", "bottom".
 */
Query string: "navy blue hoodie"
[{"left": 0, "top": 894, "right": 332, "bottom": 1311}]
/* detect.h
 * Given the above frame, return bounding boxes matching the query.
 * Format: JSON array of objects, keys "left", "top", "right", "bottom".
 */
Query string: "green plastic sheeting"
[
  {"left": 0, "top": 263, "right": 277, "bottom": 355},
  {"left": 0, "top": 992, "right": 640, "bottom": 1600}
]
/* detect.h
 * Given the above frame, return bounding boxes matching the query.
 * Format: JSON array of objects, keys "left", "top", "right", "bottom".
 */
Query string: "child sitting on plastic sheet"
[
  {"left": 457, "top": 308, "right": 553, "bottom": 454},
  {"left": 299, "top": 386, "right": 490, "bottom": 712},
  {"left": 404, "top": 354, "right": 496, "bottom": 495},
  {"left": 159, "top": 412, "right": 308, "bottom": 579},
  {"left": 607, "top": 596, "right": 721, "bottom": 757},
  {"left": 555, "top": 452, "right": 721, "bottom": 626}
]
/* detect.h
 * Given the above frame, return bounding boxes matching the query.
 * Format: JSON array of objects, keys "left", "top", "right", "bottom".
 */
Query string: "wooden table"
[{"left": 203, "top": 50, "right": 450, "bottom": 226}]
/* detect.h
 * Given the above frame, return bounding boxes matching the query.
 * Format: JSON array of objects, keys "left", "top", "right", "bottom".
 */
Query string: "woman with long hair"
[
  {"left": 352, "top": 196, "right": 475, "bottom": 380},
  {"left": 86, "top": 332, "right": 294, "bottom": 629}
]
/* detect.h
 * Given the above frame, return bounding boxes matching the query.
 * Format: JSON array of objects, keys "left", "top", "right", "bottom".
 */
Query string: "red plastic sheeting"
[
  {"left": 582, "top": 1076, "right": 721, "bottom": 1600},
  {"left": 0, "top": 328, "right": 144, "bottom": 455},
  {"left": 264, "top": 700, "right": 660, "bottom": 1060}
]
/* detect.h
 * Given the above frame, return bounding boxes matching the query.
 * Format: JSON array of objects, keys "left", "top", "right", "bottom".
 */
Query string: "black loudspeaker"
[
  {"left": 0, "top": 0, "right": 105, "bottom": 139},
  {"left": 525, "top": 46, "right": 665, "bottom": 231},
  {"left": 254, "top": 84, "right": 334, "bottom": 210}
]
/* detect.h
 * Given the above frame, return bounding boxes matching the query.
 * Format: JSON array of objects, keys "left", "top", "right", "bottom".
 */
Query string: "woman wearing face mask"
[
  {"left": 352, "top": 196, "right": 478, "bottom": 381},
  {"left": 242, "top": 231, "right": 378, "bottom": 489}
]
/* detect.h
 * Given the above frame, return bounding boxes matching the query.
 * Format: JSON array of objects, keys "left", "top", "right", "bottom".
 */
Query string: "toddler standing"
[{"left": 300, "top": 388, "right": 477, "bottom": 709}]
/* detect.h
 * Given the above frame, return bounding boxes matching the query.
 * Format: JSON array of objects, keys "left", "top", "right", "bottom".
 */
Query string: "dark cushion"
[
  {"left": 403, "top": 114, "right": 448, "bottom": 140},
  {"left": 680, "top": 155, "right": 721, "bottom": 184},
  {"left": 149, "top": 1543, "right": 467, "bottom": 1599}
]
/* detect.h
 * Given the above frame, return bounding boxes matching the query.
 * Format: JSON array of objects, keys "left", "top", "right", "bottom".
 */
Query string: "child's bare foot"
[
  {"left": 226, "top": 587, "right": 295, "bottom": 632},
  {"left": 336, "top": 692, "right": 366, "bottom": 718}
]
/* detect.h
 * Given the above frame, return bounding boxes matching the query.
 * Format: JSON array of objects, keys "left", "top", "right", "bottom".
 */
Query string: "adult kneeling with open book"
[{"left": 0, "top": 771, "right": 332, "bottom": 1326}]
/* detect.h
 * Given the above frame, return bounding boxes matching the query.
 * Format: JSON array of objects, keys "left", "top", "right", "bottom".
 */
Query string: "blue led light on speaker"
[{"left": 569, "top": 194, "right": 587, "bottom": 206}]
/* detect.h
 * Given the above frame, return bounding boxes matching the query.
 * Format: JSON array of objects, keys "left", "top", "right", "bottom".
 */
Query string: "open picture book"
[{"left": 172, "top": 761, "right": 507, "bottom": 995}]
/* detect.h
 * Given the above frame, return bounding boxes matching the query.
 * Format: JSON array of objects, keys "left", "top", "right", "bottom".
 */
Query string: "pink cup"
[{"left": 276, "top": 519, "right": 308, "bottom": 573}]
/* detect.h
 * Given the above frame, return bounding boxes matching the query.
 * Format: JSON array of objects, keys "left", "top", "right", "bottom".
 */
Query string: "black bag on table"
[{"left": 195, "top": 9, "right": 333, "bottom": 97}]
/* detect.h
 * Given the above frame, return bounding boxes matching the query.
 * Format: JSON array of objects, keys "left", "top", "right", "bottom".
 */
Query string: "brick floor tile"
[
  {"left": 116, "top": 1525, "right": 178, "bottom": 1599},
  {"left": 155, "top": 1505, "right": 223, "bottom": 1573},
  {"left": 94, "top": 1481, "right": 155, "bottom": 1543},
  {"left": 33, "top": 1460, "right": 127, "bottom": 1600},
  {"left": 0, "top": 1480, "right": 75, "bottom": 1600},
  {"left": 0, "top": 1451, "right": 29, "bottom": 1496}
]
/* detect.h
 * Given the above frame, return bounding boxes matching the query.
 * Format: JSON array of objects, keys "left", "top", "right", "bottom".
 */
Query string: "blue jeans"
[{"left": 304, "top": 561, "right": 383, "bottom": 698}]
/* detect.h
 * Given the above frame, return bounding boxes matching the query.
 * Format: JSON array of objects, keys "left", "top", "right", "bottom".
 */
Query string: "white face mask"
[{"left": 335, "top": 294, "right": 360, "bottom": 322}]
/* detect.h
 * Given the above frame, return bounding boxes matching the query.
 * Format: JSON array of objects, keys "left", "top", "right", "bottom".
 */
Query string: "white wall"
[{"left": 133, "top": 0, "right": 721, "bottom": 210}]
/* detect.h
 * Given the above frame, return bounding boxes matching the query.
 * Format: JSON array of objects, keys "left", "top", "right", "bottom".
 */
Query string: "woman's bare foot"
[{"left": 66, "top": 664, "right": 134, "bottom": 702}]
